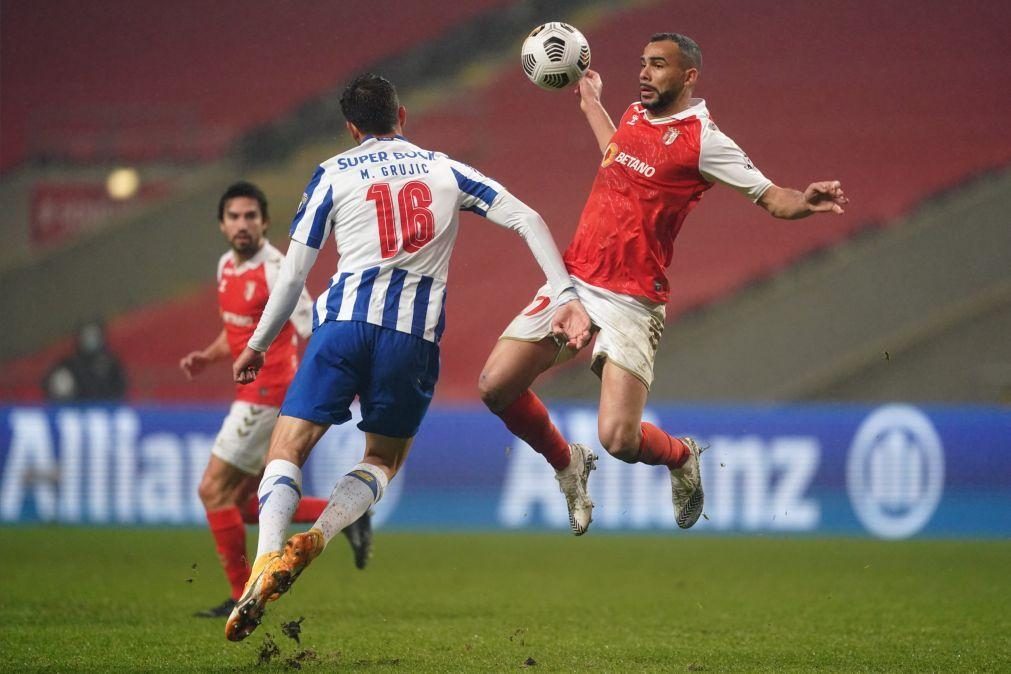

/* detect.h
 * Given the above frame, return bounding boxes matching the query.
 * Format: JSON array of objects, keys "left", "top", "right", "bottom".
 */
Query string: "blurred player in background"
[
  {"left": 180, "top": 181, "right": 371, "bottom": 619},
  {"left": 479, "top": 32, "right": 848, "bottom": 534},
  {"left": 224, "top": 74, "right": 591, "bottom": 641}
]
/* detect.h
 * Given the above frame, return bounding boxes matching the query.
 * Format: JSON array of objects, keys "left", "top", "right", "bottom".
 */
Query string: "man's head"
[
  {"left": 76, "top": 320, "right": 106, "bottom": 355},
  {"left": 218, "top": 181, "right": 268, "bottom": 258},
  {"left": 339, "top": 73, "right": 407, "bottom": 142},
  {"left": 639, "top": 33, "right": 702, "bottom": 114}
]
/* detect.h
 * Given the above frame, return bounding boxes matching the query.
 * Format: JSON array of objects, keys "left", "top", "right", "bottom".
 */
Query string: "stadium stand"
[
  {"left": 2, "top": 0, "right": 1009, "bottom": 403},
  {"left": 0, "top": 0, "right": 512, "bottom": 170}
]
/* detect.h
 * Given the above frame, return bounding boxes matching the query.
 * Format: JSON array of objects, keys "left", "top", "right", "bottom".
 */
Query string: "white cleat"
[
  {"left": 555, "top": 443, "right": 597, "bottom": 536},
  {"left": 671, "top": 437, "right": 705, "bottom": 529}
]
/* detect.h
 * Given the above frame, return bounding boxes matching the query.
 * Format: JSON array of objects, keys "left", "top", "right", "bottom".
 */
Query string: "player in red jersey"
[
  {"left": 479, "top": 33, "right": 848, "bottom": 534},
  {"left": 180, "top": 182, "right": 371, "bottom": 618}
]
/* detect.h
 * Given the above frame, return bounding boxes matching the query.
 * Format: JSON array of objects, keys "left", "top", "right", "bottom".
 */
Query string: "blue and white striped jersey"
[{"left": 289, "top": 135, "right": 505, "bottom": 344}]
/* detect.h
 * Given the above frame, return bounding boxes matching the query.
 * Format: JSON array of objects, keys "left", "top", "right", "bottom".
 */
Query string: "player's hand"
[
  {"left": 576, "top": 69, "right": 603, "bottom": 111},
  {"left": 804, "top": 180, "right": 848, "bottom": 214},
  {"left": 551, "top": 300, "right": 592, "bottom": 351},
  {"left": 179, "top": 351, "right": 211, "bottom": 381},
  {"left": 233, "top": 347, "right": 265, "bottom": 385}
]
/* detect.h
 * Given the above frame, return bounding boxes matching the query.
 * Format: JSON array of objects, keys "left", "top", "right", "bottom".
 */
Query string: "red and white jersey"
[
  {"left": 216, "top": 242, "right": 312, "bottom": 406},
  {"left": 564, "top": 99, "right": 773, "bottom": 303}
]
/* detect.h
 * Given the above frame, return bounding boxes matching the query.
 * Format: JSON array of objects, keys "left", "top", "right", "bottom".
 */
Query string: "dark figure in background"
[{"left": 43, "top": 321, "right": 127, "bottom": 402}]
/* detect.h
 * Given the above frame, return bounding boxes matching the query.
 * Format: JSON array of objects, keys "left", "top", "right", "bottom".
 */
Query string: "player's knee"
[
  {"left": 198, "top": 473, "right": 228, "bottom": 509},
  {"left": 598, "top": 423, "right": 641, "bottom": 463},
  {"left": 477, "top": 371, "right": 508, "bottom": 412}
]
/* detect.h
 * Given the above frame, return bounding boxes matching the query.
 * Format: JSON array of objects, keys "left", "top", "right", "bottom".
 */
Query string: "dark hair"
[
  {"left": 218, "top": 181, "right": 268, "bottom": 221},
  {"left": 339, "top": 73, "right": 400, "bottom": 135},
  {"left": 649, "top": 32, "right": 702, "bottom": 71}
]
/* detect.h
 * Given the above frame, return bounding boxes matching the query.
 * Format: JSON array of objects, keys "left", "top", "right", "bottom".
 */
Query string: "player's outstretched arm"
[
  {"left": 575, "top": 70, "right": 616, "bottom": 153},
  {"left": 482, "top": 190, "right": 578, "bottom": 308},
  {"left": 235, "top": 240, "right": 320, "bottom": 383},
  {"left": 180, "top": 329, "right": 229, "bottom": 380},
  {"left": 758, "top": 181, "right": 849, "bottom": 220}
]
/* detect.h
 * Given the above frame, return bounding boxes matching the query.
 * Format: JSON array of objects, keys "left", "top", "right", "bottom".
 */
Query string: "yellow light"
[{"left": 106, "top": 167, "right": 140, "bottom": 200}]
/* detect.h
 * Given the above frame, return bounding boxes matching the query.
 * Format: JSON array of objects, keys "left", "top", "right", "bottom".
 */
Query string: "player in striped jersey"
[{"left": 224, "top": 74, "right": 590, "bottom": 642}]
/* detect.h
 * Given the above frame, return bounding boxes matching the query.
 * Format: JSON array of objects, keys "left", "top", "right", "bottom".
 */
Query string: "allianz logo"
[{"left": 846, "top": 405, "right": 944, "bottom": 539}]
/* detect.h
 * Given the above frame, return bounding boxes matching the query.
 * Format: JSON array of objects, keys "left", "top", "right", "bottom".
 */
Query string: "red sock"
[
  {"left": 206, "top": 506, "right": 249, "bottom": 601},
  {"left": 498, "top": 389, "right": 571, "bottom": 470},
  {"left": 240, "top": 494, "right": 327, "bottom": 523},
  {"left": 293, "top": 497, "right": 327, "bottom": 522},
  {"left": 639, "top": 422, "right": 689, "bottom": 469},
  {"left": 240, "top": 495, "right": 258, "bottom": 524}
]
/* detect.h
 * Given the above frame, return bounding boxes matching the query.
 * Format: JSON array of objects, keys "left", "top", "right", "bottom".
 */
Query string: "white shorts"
[
  {"left": 210, "top": 401, "right": 280, "bottom": 475},
  {"left": 500, "top": 276, "right": 665, "bottom": 388}
]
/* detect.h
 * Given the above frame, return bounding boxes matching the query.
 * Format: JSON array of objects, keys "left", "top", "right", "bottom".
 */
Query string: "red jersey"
[
  {"left": 564, "top": 100, "right": 772, "bottom": 303},
  {"left": 217, "top": 243, "right": 312, "bottom": 407}
]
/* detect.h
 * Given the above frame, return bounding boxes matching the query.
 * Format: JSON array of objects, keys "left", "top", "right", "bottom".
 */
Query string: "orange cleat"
[
  {"left": 224, "top": 552, "right": 291, "bottom": 642},
  {"left": 282, "top": 528, "right": 326, "bottom": 582}
]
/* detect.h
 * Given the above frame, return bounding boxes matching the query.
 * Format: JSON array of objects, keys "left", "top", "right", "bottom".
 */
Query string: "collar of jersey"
[
  {"left": 362, "top": 134, "right": 408, "bottom": 142},
  {"left": 636, "top": 98, "right": 708, "bottom": 125},
  {"left": 231, "top": 241, "right": 271, "bottom": 273}
]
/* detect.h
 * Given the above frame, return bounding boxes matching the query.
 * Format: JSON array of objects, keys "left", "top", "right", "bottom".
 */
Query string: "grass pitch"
[{"left": 1, "top": 528, "right": 1008, "bottom": 671}]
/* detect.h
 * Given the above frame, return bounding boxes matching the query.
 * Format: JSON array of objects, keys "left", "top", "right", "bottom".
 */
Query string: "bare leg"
[
  {"left": 362, "top": 432, "right": 414, "bottom": 480},
  {"left": 198, "top": 455, "right": 257, "bottom": 510},
  {"left": 264, "top": 415, "right": 330, "bottom": 466},
  {"left": 478, "top": 337, "right": 561, "bottom": 412},
  {"left": 597, "top": 360, "right": 690, "bottom": 468},
  {"left": 597, "top": 361, "right": 649, "bottom": 462}
]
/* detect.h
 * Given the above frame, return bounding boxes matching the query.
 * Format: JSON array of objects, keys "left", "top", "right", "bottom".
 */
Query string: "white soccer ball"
[{"left": 520, "top": 22, "right": 591, "bottom": 90}]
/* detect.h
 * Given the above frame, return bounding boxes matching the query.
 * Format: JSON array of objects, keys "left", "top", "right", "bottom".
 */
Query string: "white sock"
[
  {"left": 315, "top": 463, "right": 389, "bottom": 544},
  {"left": 255, "top": 459, "right": 303, "bottom": 559}
]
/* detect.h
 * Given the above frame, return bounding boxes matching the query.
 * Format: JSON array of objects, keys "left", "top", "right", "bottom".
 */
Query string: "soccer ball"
[{"left": 520, "top": 22, "right": 591, "bottom": 90}]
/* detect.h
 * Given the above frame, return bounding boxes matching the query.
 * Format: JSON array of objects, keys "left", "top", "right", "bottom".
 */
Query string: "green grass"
[{"left": 1, "top": 528, "right": 1008, "bottom": 671}]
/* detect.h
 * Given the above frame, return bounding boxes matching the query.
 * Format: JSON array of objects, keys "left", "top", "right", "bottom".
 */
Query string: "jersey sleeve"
[
  {"left": 699, "top": 121, "right": 773, "bottom": 202},
  {"left": 290, "top": 288, "right": 314, "bottom": 340},
  {"left": 447, "top": 159, "right": 506, "bottom": 217},
  {"left": 289, "top": 165, "right": 337, "bottom": 249},
  {"left": 263, "top": 247, "right": 313, "bottom": 339},
  {"left": 247, "top": 241, "right": 319, "bottom": 352}
]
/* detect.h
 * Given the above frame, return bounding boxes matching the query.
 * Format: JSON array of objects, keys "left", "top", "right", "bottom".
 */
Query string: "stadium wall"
[{"left": 1, "top": 403, "right": 1007, "bottom": 539}]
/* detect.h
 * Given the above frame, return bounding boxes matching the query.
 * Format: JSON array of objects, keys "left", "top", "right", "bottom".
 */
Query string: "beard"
[
  {"left": 230, "top": 234, "right": 259, "bottom": 255},
  {"left": 641, "top": 83, "right": 680, "bottom": 112}
]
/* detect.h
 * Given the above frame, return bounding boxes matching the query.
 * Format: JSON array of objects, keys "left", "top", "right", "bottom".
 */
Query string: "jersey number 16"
[{"left": 366, "top": 181, "right": 435, "bottom": 259}]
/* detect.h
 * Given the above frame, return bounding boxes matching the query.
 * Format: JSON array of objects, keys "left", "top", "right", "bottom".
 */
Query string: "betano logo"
[
  {"left": 846, "top": 405, "right": 944, "bottom": 539},
  {"left": 600, "top": 143, "right": 656, "bottom": 177},
  {"left": 601, "top": 143, "right": 621, "bottom": 168}
]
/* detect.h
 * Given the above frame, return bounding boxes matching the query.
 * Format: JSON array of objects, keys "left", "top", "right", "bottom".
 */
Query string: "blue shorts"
[{"left": 280, "top": 320, "right": 440, "bottom": 438}]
